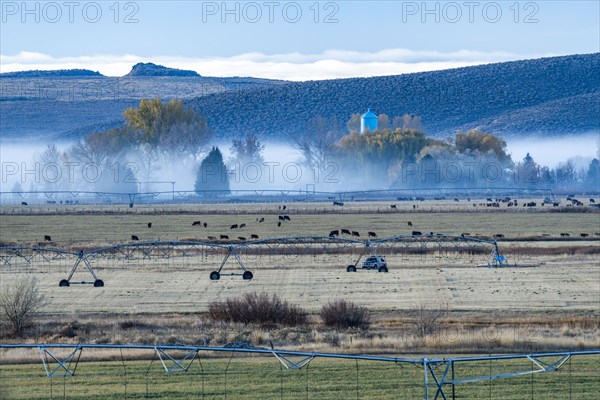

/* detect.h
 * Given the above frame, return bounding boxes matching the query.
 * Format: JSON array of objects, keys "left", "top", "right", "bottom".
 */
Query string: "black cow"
[
  {"left": 192, "top": 221, "right": 201, "bottom": 226},
  {"left": 240, "top": 223, "right": 246, "bottom": 229},
  {"left": 203, "top": 222, "right": 208, "bottom": 228},
  {"left": 283, "top": 216, "right": 291, "bottom": 221},
  {"left": 238, "top": 237, "right": 246, "bottom": 241},
  {"left": 230, "top": 224, "right": 238, "bottom": 230},
  {"left": 368, "top": 231, "right": 377, "bottom": 238},
  {"left": 251, "top": 234, "right": 259, "bottom": 239},
  {"left": 278, "top": 216, "right": 285, "bottom": 221},
  {"left": 407, "top": 221, "right": 413, "bottom": 227},
  {"left": 147, "top": 222, "right": 152, "bottom": 228},
  {"left": 220, "top": 235, "right": 229, "bottom": 239},
  {"left": 390, "top": 204, "right": 397, "bottom": 209},
  {"left": 21, "top": 202, "right": 28, "bottom": 206},
  {"left": 351, "top": 231, "right": 360, "bottom": 237},
  {"left": 333, "top": 201, "right": 344, "bottom": 206},
  {"left": 131, "top": 235, "right": 139, "bottom": 241},
  {"left": 412, "top": 231, "right": 422, "bottom": 236},
  {"left": 560, "top": 233, "right": 570, "bottom": 237},
  {"left": 207, "top": 236, "right": 217, "bottom": 240},
  {"left": 329, "top": 230, "right": 339, "bottom": 237},
  {"left": 341, "top": 229, "right": 351, "bottom": 235},
  {"left": 44, "top": 235, "right": 52, "bottom": 241}
]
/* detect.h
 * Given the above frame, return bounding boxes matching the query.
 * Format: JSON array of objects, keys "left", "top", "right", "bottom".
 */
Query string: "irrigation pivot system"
[
  {"left": 0, "top": 343, "right": 597, "bottom": 400},
  {"left": 0, "top": 234, "right": 508, "bottom": 286}
]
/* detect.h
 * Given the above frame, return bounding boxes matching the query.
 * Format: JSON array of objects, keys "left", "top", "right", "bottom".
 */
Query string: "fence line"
[{"left": 1, "top": 344, "right": 598, "bottom": 399}]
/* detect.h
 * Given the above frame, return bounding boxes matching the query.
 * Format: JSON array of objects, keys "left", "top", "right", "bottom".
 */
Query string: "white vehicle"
[{"left": 347, "top": 256, "right": 388, "bottom": 272}]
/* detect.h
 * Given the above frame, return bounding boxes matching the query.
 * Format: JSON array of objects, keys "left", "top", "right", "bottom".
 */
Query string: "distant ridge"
[
  {"left": 187, "top": 53, "right": 600, "bottom": 138},
  {"left": 125, "top": 62, "right": 200, "bottom": 77},
  {"left": 1, "top": 54, "right": 598, "bottom": 142},
  {"left": 0, "top": 69, "right": 103, "bottom": 78}
]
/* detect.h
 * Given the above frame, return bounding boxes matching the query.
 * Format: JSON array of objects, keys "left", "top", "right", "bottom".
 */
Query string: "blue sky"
[{"left": 1, "top": 1, "right": 599, "bottom": 79}]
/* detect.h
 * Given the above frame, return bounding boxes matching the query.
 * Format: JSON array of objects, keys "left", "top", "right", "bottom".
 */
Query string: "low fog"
[{"left": 1, "top": 134, "right": 599, "bottom": 197}]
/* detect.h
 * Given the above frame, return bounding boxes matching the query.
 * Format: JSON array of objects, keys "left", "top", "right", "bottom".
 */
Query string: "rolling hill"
[{"left": 0, "top": 54, "right": 598, "bottom": 143}]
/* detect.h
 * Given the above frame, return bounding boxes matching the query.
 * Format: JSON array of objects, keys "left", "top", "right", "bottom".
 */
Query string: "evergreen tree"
[
  {"left": 195, "top": 147, "right": 230, "bottom": 196},
  {"left": 586, "top": 158, "right": 600, "bottom": 190}
]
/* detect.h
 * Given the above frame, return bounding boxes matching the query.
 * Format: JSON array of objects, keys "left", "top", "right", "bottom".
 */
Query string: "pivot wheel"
[
  {"left": 347, "top": 265, "right": 357, "bottom": 272},
  {"left": 94, "top": 279, "right": 104, "bottom": 287},
  {"left": 59, "top": 279, "right": 70, "bottom": 287},
  {"left": 210, "top": 271, "right": 220, "bottom": 281},
  {"left": 378, "top": 266, "right": 388, "bottom": 273},
  {"left": 242, "top": 271, "right": 253, "bottom": 280}
]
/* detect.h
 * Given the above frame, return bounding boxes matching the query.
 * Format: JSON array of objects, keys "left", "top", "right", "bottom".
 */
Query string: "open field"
[
  {"left": 1, "top": 201, "right": 599, "bottom": 397},
  {"left": 0, "top": 352, "right": 599, "bottom": 399},
  {"left": 1, "top": 202, "right": 600, "bottom": 245}
]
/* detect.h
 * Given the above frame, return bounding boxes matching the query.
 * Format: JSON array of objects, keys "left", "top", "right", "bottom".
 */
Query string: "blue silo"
[{"left": 361, "top": 108, "right": 378, "bottom": 133}]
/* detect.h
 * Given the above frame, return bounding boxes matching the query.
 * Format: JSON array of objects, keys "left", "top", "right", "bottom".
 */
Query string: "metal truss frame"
[
  {"left": 1, "top": 344, "right": 596, "bottom": 399},
  {"left": 0, "top": 234, "right": 510, "bottom": 286}
]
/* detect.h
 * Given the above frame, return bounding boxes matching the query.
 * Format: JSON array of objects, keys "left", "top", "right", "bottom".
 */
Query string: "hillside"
[
  {"left": 188, "top": 53, "right": 600, "bottom": 138},
  {"left": 0, "top": 54, "right": 598, "bottom": 142},
  {"left": 125, "top": 62, "right": 201, "bottom": 77},
  {"left": 0, "top": 69, "right": 102, "bottom": 78}
]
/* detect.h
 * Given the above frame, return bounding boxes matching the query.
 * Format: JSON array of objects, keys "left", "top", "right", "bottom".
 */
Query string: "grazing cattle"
[
  {"left": 560, "top": 233, "right": 570, "bottom": 237},
  {"left": 21, "top": 202, "right": 28, "bottom": 206},
  {"left": 351, "top": 231, "right": 360, "bottom": 237},
  {"left": 412, "top": 231, "right": 422, "bottom": 236},
  {"left": 341, "top": 229, "right": 351, "bottom": 235},
  {"left": 553, "top": 202, "right": 560, "bottom": 207},
  {"left": 278, "top": 216, "right": 285, "bottom": 221},
  {"left": 368, "top": 231, "right": 377, "bottom": 238},
  {"left": 240, "top": 223, "right": 246, "bottom": 229},
  {"left": 238, "top": 237, "right": 246, "bottom": 241},
  {"left": 147, "top": 222, "right": 152, "bottom": 228},
  {"left": 250, "top": 234, "right": 259, "bottom": 239},
  {"left": 259, "top": 217, "right": 265, "bottom": 223},
  {"left": 333, "top": 201, "right": 344, "bottom": 206},
  {"left": 277, "top": 221, "right": 281, "bottom": 227},
  {"left": 230, "top": 224, "right": 238, "bottom": 230},
  {"left": 461, "top": 233, "right": 470, "bottom": 237},
  {"left": 283, "top": 216, "right": 291, "bottom": 221},
  {"left": 44, "top": 235, "right": 52, "bottom": 241},
  {"left": 131, "top": 235, "right": 139, "bottom": 241},
  {"left": 590, "top": 199, "right": 596, "bottom": 203},
  {"left": 390, "top": 204, "right": 397, "bottom": 209},
  {"left": 203, "top": 222, "right": 208, "bottom": 228},
  {"left": 220, "top": 235, "right": 229, "bottom": 240},
  {"left": 454, "top": 198, "right": 459, "bottom": 202},
  {"left": 580, "top": 233, "right": 589, "bottom": 238},
  {"left": 207, "top": 236, "right": 217, "bottom": 240},
  {"left": 192, "top": 221, "right": 201, "bottom": 226},
  {"left": 282, "top": 205, "right": 287, "bottom": 210},
  {"left": 487, "top": 197, "right": 493, "bottom": 202},
  {"left": 329, "top": 230, "right": 339, "bottom": 237},
  {"left": 407, "top": 221, "right": 413, "bottom": 227},
  {"left": 494, "top": 234, "right": 504, "bottom": 239}
]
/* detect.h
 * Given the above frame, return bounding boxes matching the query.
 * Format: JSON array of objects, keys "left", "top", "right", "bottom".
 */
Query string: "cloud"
[{"left": 1, "top": 49, "right": 556, "bottom": 81}]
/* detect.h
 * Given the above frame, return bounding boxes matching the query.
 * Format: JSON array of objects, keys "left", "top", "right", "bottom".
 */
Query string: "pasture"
[{"left": 0, "top": 200, "right": 599, "bottom": 398}]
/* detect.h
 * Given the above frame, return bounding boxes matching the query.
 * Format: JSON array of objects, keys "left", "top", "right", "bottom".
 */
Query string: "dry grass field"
[
  {"left": 0, "top": 201, "right": 599, "bottom": 353},
  {"left": 0, "top": 200, "right": 599, "bottom": 398}
]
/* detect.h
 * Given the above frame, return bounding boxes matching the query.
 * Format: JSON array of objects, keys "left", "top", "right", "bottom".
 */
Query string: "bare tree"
[
  {"left": 409, "top": 305, "right": 447, "bottom": 338},
  {"left": 0, "top": 277, "right": 48, "bottom": 337}
]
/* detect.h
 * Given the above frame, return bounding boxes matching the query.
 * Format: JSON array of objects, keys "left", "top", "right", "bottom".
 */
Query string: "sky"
[{"left": 1, "top": 0, "right": 599, "bottom": 80}]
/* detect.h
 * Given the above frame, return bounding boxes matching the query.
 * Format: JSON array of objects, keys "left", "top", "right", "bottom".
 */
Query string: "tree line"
[{"left": 29, "top": 99, "right": 600, "bottom": 195}]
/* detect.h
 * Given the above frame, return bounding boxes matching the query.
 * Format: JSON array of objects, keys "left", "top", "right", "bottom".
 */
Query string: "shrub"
[
  {"left": 410, "top": 305, "right": 446, "bottom": 337},
  {"left": 208, "top": 292, "right": 307, "bottom": 326},
  {"left": 0, "top": 277, "right": 47, "bottom": 337},
  {"left": 320, "top": 300, "right": 370, "bottom": 330}
]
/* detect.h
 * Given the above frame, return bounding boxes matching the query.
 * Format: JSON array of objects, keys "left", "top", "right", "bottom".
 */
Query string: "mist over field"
[{"left": 1, "top": 135, "right": 599, "bottom": 194}]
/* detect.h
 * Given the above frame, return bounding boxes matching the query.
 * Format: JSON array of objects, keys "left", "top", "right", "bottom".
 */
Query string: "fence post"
[{"left": 423, "top": 357, "right": 429, "bottom": 400}]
